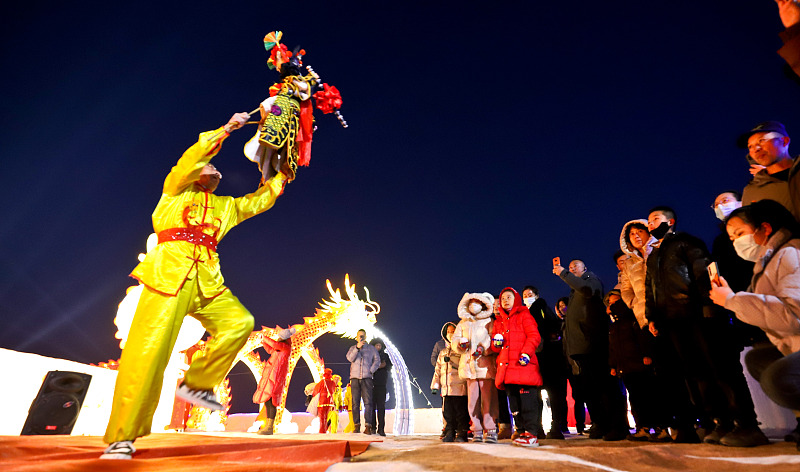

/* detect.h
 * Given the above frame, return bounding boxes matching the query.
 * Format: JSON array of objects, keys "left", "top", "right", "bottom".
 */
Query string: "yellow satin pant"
[{"left": 104, "top": 278, "right": 254, "bottom": 443}]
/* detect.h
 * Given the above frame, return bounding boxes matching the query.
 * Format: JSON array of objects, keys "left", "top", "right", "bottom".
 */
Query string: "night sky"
[{"left": 2, "top": 2, "right": 798, "bottom": 413}]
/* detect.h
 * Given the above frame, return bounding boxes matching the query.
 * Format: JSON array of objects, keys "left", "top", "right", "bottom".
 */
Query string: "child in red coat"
[{"left": 491, "top": 287, "right": 543, "bottom": 447}]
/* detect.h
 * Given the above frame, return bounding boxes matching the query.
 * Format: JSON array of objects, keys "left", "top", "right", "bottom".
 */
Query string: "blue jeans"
[{"left": 351, "top": 378, "right": 374, "bottom": 427}]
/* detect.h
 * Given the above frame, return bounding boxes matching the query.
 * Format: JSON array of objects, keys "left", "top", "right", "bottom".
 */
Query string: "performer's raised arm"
[{"left": 163, "top": 113, "right": 250, "bottom": 196}]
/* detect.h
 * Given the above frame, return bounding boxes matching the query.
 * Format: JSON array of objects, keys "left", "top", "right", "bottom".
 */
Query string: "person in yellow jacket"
[{"left": 101, "top": 112, "right": 291, "bottom": 459}]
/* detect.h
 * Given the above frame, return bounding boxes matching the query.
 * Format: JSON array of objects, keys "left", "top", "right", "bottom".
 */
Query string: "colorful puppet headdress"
[{"left": 264, "top": 31, "right": 293, "bottom": 71}]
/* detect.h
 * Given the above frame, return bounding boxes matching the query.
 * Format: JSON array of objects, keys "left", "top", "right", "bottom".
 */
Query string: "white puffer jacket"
[
  {"left": 453, "top": 292, "right": 496, "bottom": 380},
  {"left": 619, "top": 219, "right": 657, "bottom": 328},
  {"left": 431, "top": 322, "right": 466, "bottom": 396},
  {"left": 725, "top": 229, "right": 800, "bottom": 356}
]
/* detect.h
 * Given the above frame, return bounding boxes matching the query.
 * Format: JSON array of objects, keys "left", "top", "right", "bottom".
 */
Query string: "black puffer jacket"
[
  {"left": 645, "top": 231, "right": 716, "bottom": 325},
  {"left": 560, "top": 270, "right": 607, "bottom": 357}
]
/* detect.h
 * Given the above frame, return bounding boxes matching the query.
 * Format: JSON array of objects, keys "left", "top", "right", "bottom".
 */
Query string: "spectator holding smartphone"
[
  {"left": 710, "top": 199, "right": 800, "bottom": 449},
  {"left": 346, "top": 329, "right": 381, "bottom": 434}
]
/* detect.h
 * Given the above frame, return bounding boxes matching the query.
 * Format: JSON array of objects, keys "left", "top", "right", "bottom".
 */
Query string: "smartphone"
[
  {"left": 552, "top": 257, "right": 560, "bottom": 267},
  {"left": 707, "top": 261, "right": 720, "bottom": 285}
]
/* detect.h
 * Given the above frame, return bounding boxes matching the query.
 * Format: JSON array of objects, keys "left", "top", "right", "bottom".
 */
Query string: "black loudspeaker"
[{"left": 21, "top": 371, "right": 92, "bottom": 435}]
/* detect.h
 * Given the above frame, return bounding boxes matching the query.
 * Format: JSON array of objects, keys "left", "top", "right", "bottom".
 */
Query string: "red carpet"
[{"left": 0, "top": 433, "right": 375, "bottom": 472}]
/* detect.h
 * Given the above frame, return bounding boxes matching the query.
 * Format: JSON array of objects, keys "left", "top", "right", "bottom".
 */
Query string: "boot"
[
  {"left": 364, "top": 424, "right": 374, "bottom": 435},
  {"left": 497, "top": 423, "right": 512, "bottom": 440},
  {"left": 719, "top": 423, "right": 770, "bottom": 447},
  {"left": 442, "top": 427, "right": 455, "bottom": 443},
  {"left": 258, "top": 418, "right": 274, "bottom": 435},
  {"left": 703, "top": 419, "right": 732, "bottom": 445},
  {"left": 454, "top": 429, "right": 469, "bottom": 443}
]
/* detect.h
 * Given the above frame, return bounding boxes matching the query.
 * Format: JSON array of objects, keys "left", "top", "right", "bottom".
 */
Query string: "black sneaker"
[
  {"left": 720, "top": 425, "right": 770, "bottom": 447},
  {"left": 627, "top": 428, "right": 651, "bottom": 441},
  {"left": 603, "top": 428, "right": 629, "bottom": 441},
  {"left": 649, "top": 427, "right": 672, "bottom": 442},
  {"left": 100, "top": 441, "right": 136, "bottom": 460},
  {"left": 546, "top": 429, "right": 565, "bottom": 440},
  {"left": 703, "top": 420, "right": 732, "bottom": 445},
  {"left": 176, "top": 383, "right": 223, "bottom": 411}
]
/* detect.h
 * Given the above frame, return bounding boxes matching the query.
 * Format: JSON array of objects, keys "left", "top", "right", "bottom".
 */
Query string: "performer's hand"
[
  {"left": 224, "top": 112, "right": 251, "bottom": 132},
  {"left": 552, "top": 265, "right": 565, "bottom": 276},
  {"left": 776, "top": 0, "right": 800, "bottom": 28},
  {"left": 749, "top": 164, "right": 766, "bottom": 176}
]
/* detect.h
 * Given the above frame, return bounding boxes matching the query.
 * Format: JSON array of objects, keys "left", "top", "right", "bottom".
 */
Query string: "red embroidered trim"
[{"left": 157, "top": 227, "right": 219, "bottom": 252}]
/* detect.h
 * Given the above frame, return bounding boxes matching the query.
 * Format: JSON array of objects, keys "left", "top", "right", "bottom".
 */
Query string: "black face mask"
[{"left": 650, "top": 221, "right": 671, "bottom": 240}]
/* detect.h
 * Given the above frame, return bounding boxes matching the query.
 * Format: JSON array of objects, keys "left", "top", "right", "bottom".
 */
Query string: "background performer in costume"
[
  {"left": 252, "top": 326, "right": 296, "bottom": 435},
  {"left": 101, "top": 112, "right": 292, "bottom": 459}
]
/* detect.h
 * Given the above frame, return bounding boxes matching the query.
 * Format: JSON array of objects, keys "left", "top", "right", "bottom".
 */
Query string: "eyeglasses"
[{"left": 747, "top": 132, "right": 784, "bottom": 152}]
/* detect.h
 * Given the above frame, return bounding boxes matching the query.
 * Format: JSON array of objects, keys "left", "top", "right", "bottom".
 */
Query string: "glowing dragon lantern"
[
  {"left": 237, "top": 275, "right": 378, "bottom": 428},
  {"left": 244, "top": 30, "right": 346, "bottom": 184}
]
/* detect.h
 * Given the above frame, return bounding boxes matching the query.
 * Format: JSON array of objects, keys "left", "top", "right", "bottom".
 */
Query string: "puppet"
[{"left": 244, "top": 31, "right": 346, "bottom": 183}]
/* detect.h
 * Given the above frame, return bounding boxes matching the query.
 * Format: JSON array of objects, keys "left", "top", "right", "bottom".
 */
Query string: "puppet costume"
[
  {"left": 244, "top": 31, "right": 345, "bottom": 183},
  {"left": 313, "top": 369, "right": 338, "bottom": 433},
  {"left": 253, "top": 327, "right": 295, "bottom": 434},
  {"left": 104, "top": 128, "right": 288, "bottom": 445}
]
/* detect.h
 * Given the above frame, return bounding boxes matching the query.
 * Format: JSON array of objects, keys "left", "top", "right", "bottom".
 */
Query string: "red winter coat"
[
  {"left": 491, "top": 287, "right": 543, "bottom": 389},
  {"left": 253, "top": 336, "right": 292, "bottom": 406}
]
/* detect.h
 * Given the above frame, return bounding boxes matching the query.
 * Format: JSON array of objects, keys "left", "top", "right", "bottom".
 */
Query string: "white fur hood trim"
[{"left": 457, "top": 292, "right": 495, "bottom": 320}]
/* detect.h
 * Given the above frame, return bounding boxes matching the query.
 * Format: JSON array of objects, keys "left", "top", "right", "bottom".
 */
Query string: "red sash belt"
[{"left": 157, "top": 227, "right": 218, "bottom": 253}]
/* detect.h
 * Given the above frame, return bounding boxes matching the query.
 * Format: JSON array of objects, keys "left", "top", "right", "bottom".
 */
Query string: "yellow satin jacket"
[{"left": 131, "top": 127, "right": 287, "bottom": 297}]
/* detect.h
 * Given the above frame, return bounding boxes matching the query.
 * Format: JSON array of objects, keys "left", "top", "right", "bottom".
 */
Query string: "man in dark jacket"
[
  {"left": 522, "top": 285, "right": 568, "bottom": 439},
  {"left": 371, "top": 338, "right": 393, "bottom": 436},
  {"left": 645, "top": 206, "right": 767, "bottom": 446},
  {"left": 553, "top": 259, "right": 628, "bottom": 440}
]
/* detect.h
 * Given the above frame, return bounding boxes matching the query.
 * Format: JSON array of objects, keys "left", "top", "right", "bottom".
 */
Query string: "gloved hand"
[
  {"left": 492, "top": 333, "right": 504, "bottom": 348},
  {"left": 472, "top": 345, "right": 484, "bottom": 358},
  {"left": 431, "top": 388, "right": 440, "bottom": 396},
  {"left": 519, "top": 353, "right": 531, "bottom": 366}
]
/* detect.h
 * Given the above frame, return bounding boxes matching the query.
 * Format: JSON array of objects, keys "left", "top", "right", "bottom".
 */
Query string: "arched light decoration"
[{"left": 368, "top": 326, "right": 414, "bottom": 435}]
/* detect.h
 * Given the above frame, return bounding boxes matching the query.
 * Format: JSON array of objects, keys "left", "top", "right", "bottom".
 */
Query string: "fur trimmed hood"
[
  {"left": 619, "top": 219, "right": 649, "bottom": 256},
  {"left": 440, "top": 321, "right": 457, "bottom": 343},
  {"left": 457, "top": 292, "right": 495, "bottom": 321}
]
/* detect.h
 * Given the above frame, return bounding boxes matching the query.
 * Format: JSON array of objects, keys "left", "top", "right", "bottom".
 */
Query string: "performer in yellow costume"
[
  {"left": 102, "top": 112, "right": 290, "bottom": 459},
  {"left": 328, "top": 374, "right": 343, "bottom": 433}
]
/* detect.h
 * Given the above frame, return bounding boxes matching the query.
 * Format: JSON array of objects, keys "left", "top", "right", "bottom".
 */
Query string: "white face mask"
[
  {"left": 468, "top": 301, "right": 483, "bottom": 315},
  {"left": 715, "top": 201, "right": 741, "bottom": 221},
  {"left": 733, "top": 233, "right": 762, "bottom": 262},
  {"left": 523, "top": 297, "right": 536, "bottom": 308}
]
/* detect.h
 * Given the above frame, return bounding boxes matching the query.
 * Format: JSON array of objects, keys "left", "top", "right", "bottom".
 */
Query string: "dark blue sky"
[{"left": 2, "top": 2, "right": 798, "bottom": 412}]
